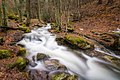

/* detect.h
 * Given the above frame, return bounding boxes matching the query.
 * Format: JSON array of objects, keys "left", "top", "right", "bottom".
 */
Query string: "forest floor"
[{"left": 0, "top": 1, "right": 120, "bottom": 80}]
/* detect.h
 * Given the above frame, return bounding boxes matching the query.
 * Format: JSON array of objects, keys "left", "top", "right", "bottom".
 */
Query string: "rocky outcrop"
[{"left": 64, "top": 34, "right": 94, "bottom": 49}]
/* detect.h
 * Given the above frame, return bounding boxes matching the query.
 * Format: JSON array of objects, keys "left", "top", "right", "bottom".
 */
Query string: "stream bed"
[{"left": 18, "top": 24, "right": 120, "bottom": 80}]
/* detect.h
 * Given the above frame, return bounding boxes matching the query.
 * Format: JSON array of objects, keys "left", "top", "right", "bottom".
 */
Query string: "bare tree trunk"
[
  {"left": 26, "top": 0, "right": 31, "bottom": 26},
  {"left": 37, "top": 0, "right": 41, "bottom": 22},
  {"left": 18, "top": 0, "right": 23, "bottom": 22},
  {"left": 2, "top": 0, "right": 7, "bottom": 26}
]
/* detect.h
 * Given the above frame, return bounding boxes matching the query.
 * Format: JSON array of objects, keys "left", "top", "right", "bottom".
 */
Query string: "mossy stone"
[
  {"left": 8, "top": 57, "right": 28, "bottom": 71},
  {"left": 18, "top": 25, "right": 30, "bottom": 33},
  {"left": 37, "top": 53, "right": 47, "bottom": 61},
  {"left": 17, "top": 48, "right": 27, "bottom": 56},
  {"left": 0, "top": 50, "right": 11, "bottom": 59},
  {"left": 8, "top": 13, "right": 19, "bottom": 20},
  {"left": 65, "top": 34, "right": 94, "bottom": 49},
  {"left": 50, "top": 72, "right": 78, "bottom": 80}
]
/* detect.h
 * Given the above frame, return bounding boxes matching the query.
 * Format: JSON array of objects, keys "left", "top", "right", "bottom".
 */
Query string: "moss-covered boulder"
[
  {"left": 0, "top": 37, "right": 4, "bottom": 45},
  {"left": 49, "top": 72, "right": 78, "bottom": 80},
  {"left": 0, "top": 50, "right": 11, "bottom": 59},
  {"left": 17, "top": 48, "right": 27, "bottom": 56},
  {"left": 67, "top": 28, "right": 74, "bottom": 32},
  {"left": 65, "top": 34, "right": 94, "bottom": 49},
  {"left": 8, "top": 57, "right": 28, "bottom": 71},
  {"left": 37, "top": 53, "right": 48, "bottom": 61},
  {"left": 18, "top": 24, "right": 31, "bottom": 33},
  {"left": 8, "top": 13, "right": 19, "bottom": 20}
]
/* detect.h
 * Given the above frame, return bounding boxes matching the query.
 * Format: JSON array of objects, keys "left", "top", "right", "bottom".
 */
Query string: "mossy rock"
[
  {"left": 8, "top": 13, "right": 19, "bottom": 20},
  {"left": 0, "top": 50, "right": 11, "bottom": 59},
  {"left": 8, "top": 57, "right": 29, "bottom": 71},
  {"left": 18, "top": 24, "right": 30, "bottom": 33},
  {"left": 65, "top": 34, "right": 94, "bottom": 49},
  {"left": 67, "top": 28, "right": 74, "bottom": 32},
  {"left": 37, "top": 53, "right": 47, "bottom": 61},
  {"left": 0, "top": 37, "right": 4, "bottom": 45},
  {"left": 50, "top": 72, "right": 78, "bottom": 80},
  {"left": 17, "top": 48, "right": 27, "bottom": 56}
]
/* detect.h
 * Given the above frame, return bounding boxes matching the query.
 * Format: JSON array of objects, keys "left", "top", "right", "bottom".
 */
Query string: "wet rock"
[
  {"left": 29, "top": 69, "right": 49, "bottom": 80},
  {"left": 8, "top": 57, "right": 29, "bottom": 71},
  {"left": 49, "top": 71, "right": 78, "bottom": 80},
  {"left": 44, "top": 59, "right": 67, "bottom": 71},
  {"left": 0, "top": 50, "right": 11, "bottom": 59},
  {"left": 104, "top": 56, "right": 120, "bottom": 68},
  {"left": 37, "top": 53, "right": 48, "bottom": 61},
  {"left": 17, "top": 48, "right": 27, "bottom": 56},
  {"left": 65, "top": 34, "right": 94, "bottom": 49},
  {"left": 29, "top": 61, "right": 37, "bottom": 67}
]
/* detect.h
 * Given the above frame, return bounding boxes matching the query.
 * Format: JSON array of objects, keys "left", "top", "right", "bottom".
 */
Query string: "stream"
[{"left": 18, "top": 24, "right": 120, "bottom": 80}]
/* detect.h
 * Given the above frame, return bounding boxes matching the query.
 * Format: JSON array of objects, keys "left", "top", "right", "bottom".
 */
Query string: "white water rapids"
[{"left": 18, "top": 24, "right": 120, "bottom": 80}]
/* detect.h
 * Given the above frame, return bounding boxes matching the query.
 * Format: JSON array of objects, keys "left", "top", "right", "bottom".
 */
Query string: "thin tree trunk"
[
  {"left": 37, "top": 0, "right": 41, "bottom": 22},
  {"left": 18, "top": 0, "right": 23, "bottom": 22},
  {"left": 2, "top": 0, "right": 7, "bottom": 26},
  {"left": 26, "top": 0, "right": 31, "bottom": 26}
]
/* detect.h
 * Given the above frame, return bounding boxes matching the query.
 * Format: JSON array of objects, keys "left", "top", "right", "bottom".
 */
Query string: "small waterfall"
[{"left": 18, "top": 24, "right": 120, "bottom": 80}]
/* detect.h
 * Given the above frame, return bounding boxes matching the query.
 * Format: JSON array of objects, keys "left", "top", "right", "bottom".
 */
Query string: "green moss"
[
  {"left": 17, "top": 48, "right": 27, "bottom": 56},
  {"left": 37, "top": 53, "right": 47, "bottom": 61},
  {"left": 18, "top": 24, "right": 31, "bottom": 33},
  {"left": 0, "top": 50, "right": 11, "bottom": 59},
  {"left": 8, "top": 13, "right": 19, "bottom": 20},
  {"left": 51, "top": 72, "right": 77, "bottom": 80},
  {"left": 67, "top": 28, "right": 74, "bottom": 32},
  {"left": 8, "top": 57, "right": 28, "bottom": 71},
  {"left": 65, "top": 34, "right": 94, "bottom": 49}
]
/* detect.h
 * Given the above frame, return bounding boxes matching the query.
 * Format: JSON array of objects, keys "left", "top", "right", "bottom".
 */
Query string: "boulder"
[
  {"left": 0, "top": 50, "right": 11, "bottom": 59},
  {"left": 44, "top": 59, "right": 67, "bottom": 71},
  {"left": 8, "top": 57, "right": 29, "bottom": 71},
  {"left": 17, "top": 48, "right": 27, "bottom": 56},
  {"left": 36, "top": 53, "right": 48, "bottom": 61},
  {"left": 65, "top": 34, "right": 94, "bottom": 49},
  {"left": 49, "top": 71, "right": 78, "bottom": 80}
]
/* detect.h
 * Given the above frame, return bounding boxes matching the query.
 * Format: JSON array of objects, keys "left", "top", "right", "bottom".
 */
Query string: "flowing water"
[{"left": 18, "top": 24, "right": 120, "bottom": 80}]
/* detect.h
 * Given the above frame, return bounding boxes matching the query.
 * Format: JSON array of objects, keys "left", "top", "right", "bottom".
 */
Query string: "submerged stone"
[
  {"left": 65, "top": 34, "right": 94, "bottom": 49},
  {"left": 0, "top": 50, "right": 11, "bottom": 59}
]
